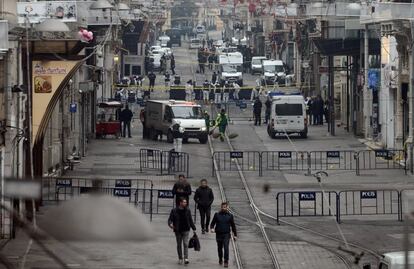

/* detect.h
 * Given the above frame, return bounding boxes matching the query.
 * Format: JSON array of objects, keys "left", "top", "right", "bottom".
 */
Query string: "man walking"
[
  {"left": 210, "top": 202, "right": 237, "bottom": 268},
  {"left": 215, "top": 109, "right": 228, "bottom": 142},
  {"left": 222, "top": 81, "right": 230, "bottom": 104},
  {"left": 211, "top": 71, "right": 217, "bottom": 84},
  {"left": 203, "top": 79, "right": 210, "bottom": 104},
  {"left": 253, "top": 97, "right": 263, "bottom": 126},
  {"left": 172, "top": 123, "right": 184, "bottom": 152},
  {"left": 185, "top": 80, "right": 193, "bottom": 101},
  {"left": 194, "top": 179, "right": 214, "bottom": 234},
  {"left": 120, "top": 105, "right": 133, "bottom": 138},
  {"left": 214, "top": 81, "right": 222, "bottom": 104},
  {"left": 148, "top": 71, "right": 156, "bottom": 92},
  {"left": 168, "top": 198, "right": 196, "bottom": 265},
  {"left": 232, "top": 82, "right": 240, "bottom": 101},
  {"left": 172, "top": 174, "right": 192, "bottom": 207}
]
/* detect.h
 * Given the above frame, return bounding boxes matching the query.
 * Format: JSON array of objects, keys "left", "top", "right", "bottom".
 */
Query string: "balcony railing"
[
  {"left": 306, "top": 2, "right": 363, "bottom": 18},
  {"left": 361, "top": 2, "right": 414, "bottom": 24}
]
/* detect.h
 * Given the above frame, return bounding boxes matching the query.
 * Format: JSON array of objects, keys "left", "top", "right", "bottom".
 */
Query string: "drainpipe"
[{"left": 364, "top": 24, "right": 370, "bottom": 139}]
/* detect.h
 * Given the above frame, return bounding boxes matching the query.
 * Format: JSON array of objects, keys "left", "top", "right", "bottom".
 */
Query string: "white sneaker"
[
  {"left": 178, "top": 259, "right": 183, "bottom": 265},
  {"left": 184, "top": 259, "right": 189, "bottom": 265}
]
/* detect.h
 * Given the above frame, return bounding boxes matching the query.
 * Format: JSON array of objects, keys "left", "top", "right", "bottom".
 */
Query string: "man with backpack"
[{"left": 168, "top": 197, "right": 196, "bottom": 265}]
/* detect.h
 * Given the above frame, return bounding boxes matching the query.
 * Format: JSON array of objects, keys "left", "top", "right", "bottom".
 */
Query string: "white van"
[
  {"left": 145, "top": 100, "right": 208, "bottom": 144},
  {"left": 189, "top": 38, "right": 201, "bottom": 49},
  {"left": 218, "top": 52, "right": 243, "bottom": 86},
  {"left": 158, "top": 35, "right": 170, "bottom": 47},
  {"left": 261, "top": 60, "right": 286, "bottom": 86},
  {"left": 251, "top": 56, "right": 267, "bottom": 75},
  {"left": 195, "top": 25, "right": 205, "bottom": 34},
  {"left": 267, "top": 95, "right": 307, "bottom": 138},
  {"left": 363, "top": 251, "right": 414, "bottom": 269}
]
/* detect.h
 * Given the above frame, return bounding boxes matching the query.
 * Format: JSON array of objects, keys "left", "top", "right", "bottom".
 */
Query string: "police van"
[
  {"left": 145, "top": 100, "right": 208, "bottom": 144},
  {"left": 267, "top": 95, "right": 307, "bottom": 138}
]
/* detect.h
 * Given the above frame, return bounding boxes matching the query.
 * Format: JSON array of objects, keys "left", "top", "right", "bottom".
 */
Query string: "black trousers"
[
  {"left": 122, "top": 121, "right": 131, "bottom": 137},
  {"left": 198, "top": 205, "right": 211, "bottom": 231},
  {"left": 216, "top": 233, "right": 230, "bottom": 262},
  {"left": 265, "top": 111, "right": 270, "bottom": 124},
  {"left": 254, "top": 113, "right": 261, "bottom": 126}
]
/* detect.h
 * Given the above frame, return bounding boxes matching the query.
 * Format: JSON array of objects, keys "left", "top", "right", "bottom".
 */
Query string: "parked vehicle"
[
  {"left": 150, "top": 45, "right": 162, "bottom": 52},
  {"left": 261, "top": 60, "right": 286, "bottom": 85},
  {"left": 251, "top": 56, "right": 267, "bottom": 75},
  {"left": 213, "top": 40, "right": 224, "bottom": 47},
  {"left": 145, "top": 100, "right": 208, "bottom": 144},
  {"left": 165, "top": 28, "right": 182, "bottom": 46},
  {"left": 195, "top": 24, "right": 205, "bottom": 34},
  {"left": 149, "top": 53, "right": 162, "bottom": 70},
  {"left": 364, "top": 251, "right": 414, "bottom": 269},
  {"left": 158, "top": 35, "right": 170, "bottom": 47},
  {"left": 267, "top": 95, "right": 307, "bottom": 138},
  {"left": 218, "top": 52, "right": 243, "bottom": 86},
  {"left": 231, "top": 36, "right": 248, "bottom": 46},
  {"left": 261, "top": 60, "right": 286, "bottom": 86},
  {"left": 189, "top": 38, "right": 201, "bottom": 49},
  {"left": 160, "top": 47, "right": 173, "bottom": 58}
]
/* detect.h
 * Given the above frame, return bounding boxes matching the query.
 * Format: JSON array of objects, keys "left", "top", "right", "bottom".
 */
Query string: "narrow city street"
[
  {"left": 2, "top": 1, "right": 414, "bottom": 269},
  {"left": 1, "top": 38, "right": 413, "bottom": 269}
]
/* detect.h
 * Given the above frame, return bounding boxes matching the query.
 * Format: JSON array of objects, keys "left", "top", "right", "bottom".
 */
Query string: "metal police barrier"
[
  {"left": 163, "top": 151, "right": 190, "bottom": 178},
  {"left": 398, "top": 189, "right": 414, "bottom": 221},
  {"left": 337, "top": 190, "right": 400, "bottom": 223},
  {"left": 409, "top": 143, "right": 414, "bottom": 174},
  {"left": 42, "top": 177, "right": 152, "bottom": 203},
  {"left": 134, "top": 188, "right": 197, "bottom": 222},
  {"left": 139, "top": 149, "right": 190, "bottom": 177},
  {"left": 212, "top": 151, "right": 262, "bottom": 176},
  {"left": 357, "top": 149, "right": 407, "bottom": 175},
  {"left": 276, "top": 191, "right": 338, "bottom": 224},
  {"left": 139, "top": 148, "right": 164, "bottom": 173},
  {"left": 55, "top": 186, "right": 137, "bottom": 204},
  {"left": 309, "top": 151, "right": 357, "bottom": 173},
  {"left": 262, "top": 151, "right": 309, "bottom": 172}
]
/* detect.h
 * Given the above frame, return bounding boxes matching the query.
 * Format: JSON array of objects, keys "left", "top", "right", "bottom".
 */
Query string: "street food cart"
[{"left": 96, "top": 101, "right": 123, "bottom": 138}]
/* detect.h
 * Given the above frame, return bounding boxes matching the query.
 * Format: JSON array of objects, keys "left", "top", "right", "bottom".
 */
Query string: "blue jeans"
[
  {"left": 216, "top": 233, "right": 230, "bottom": 262},
  {"left": 175, "top": 231, "right": 190, "bottom": 259}
]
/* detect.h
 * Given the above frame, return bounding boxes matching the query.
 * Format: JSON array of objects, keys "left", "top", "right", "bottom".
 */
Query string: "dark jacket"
[
  {"left": 148, "top": 73, "right": 156, "bottom": 83},
  {"left": 210, "top": 211, "right": 237, "bottom": 236},
  {"left": 120, "top": 108, "right": 133, "bottom": 122},
  {"left": 265, "top": 99, "right": 271, "bottom": 113},
  {"left": 168, "top": 207, "right": 196, "bottom": 233},
  {"left": 212, "top": 73, "right": 217, "bottom": 84},
  {"left": 172, "top": 124, "right": 184, "bottom": 139},
  {"left": 172, "top": 181, "right": 192, "bottom": 202},
  {"left": 194, "top": 186, "right": 214, "bottom": 208},
  {"left": 253, "top": 99, "right": 262, "bottom": 114}
]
